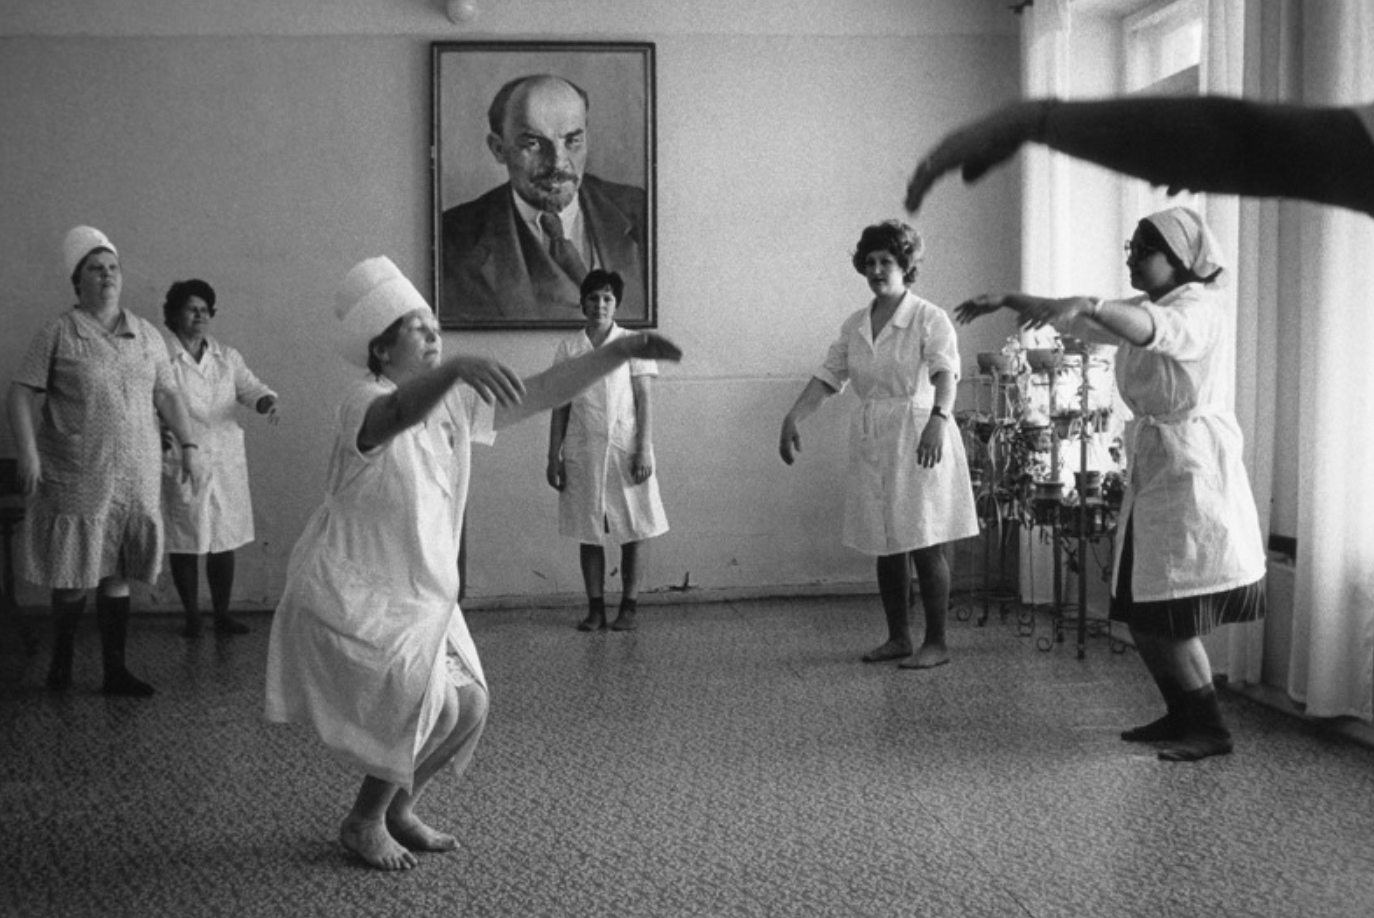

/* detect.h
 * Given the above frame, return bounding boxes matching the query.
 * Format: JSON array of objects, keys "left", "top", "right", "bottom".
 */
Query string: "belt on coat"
[
  {"left": 858, "top": 396, "right": 928, "bottom": 440},
  {"left": 1127, "top": 403, "right": 1228, "bottom": 485}
]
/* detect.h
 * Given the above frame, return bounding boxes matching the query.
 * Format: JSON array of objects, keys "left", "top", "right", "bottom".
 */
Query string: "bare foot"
[
  {"left": 339, "top": 817, "right": 418, "bottom": 870},
  {"left": 387, "top": 813, "right": 459, "bottom": 852},
  {"left": 897, "top": 643, "right": 950, "bottom": 669},
  {"left": 861, "top": 640, "right": 913, "bottom": 663}
]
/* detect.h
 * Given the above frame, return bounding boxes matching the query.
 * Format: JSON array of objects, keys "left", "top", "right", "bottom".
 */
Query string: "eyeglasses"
[{"left": 1124, "top": 240, "right": 1160, "bottom": 259}]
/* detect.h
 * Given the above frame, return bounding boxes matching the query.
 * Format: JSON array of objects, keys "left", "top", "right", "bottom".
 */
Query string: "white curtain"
[
  {"left": 1287, "top": 0, "right": 1374, "bottom": 721},
  {"left": 1016, "top": 0, "right": 1071, "bottom": 604},
  {"left": 1199, "top": 0, "right": 1268, "bottom": 685},
  {"left": 1019, "top": 0, "right": 1071, "bottom": 295}
]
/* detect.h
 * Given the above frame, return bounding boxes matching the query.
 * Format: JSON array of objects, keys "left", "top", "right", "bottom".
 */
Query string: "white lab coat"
[
  {"left": 553, "top": 324, "right": 669, "bottom": 545},
  {"left": 161, "top": 335, "right": 275, "bottom": 553},
  {"left": 1061, "top": 283, "right": 1266, "bottom": 601},
  {"left": 264, "top": 377, "right": 491, "bottom": 790},
  {"left": 816, "top": 291, "right": 979, "bottom": 556}
]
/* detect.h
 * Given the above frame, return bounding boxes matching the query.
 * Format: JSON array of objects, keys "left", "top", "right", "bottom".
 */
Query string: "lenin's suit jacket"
[{"left": 441, "top": 174, "right": 648, "bottom": 324}]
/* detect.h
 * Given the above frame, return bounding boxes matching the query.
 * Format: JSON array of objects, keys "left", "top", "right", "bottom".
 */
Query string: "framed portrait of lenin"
[{"left": 432, "top": 41, "right": 657, "bottom": 330}]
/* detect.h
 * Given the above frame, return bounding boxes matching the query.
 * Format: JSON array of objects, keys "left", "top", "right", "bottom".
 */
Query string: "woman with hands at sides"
[
  {"left": 7, "top": 226, "right": 205, "bottom": 697},
  {"left": 904, "top": 96, "right": 1374, "bottom": 218},
  {"left": 160, "top": 278, "right": 279, "bottom": 638},
  {"left": 779, "top": 221, "right": 979, "bottom": 669},
  {"left": 547, "top": 269, "right": 669, "bottom": 633},
  {"left": 954, "top": 206, "right": 1266, "bottom": 762},
  {"left": 264, "top": 256, "right": 681, "bottom": 871}
]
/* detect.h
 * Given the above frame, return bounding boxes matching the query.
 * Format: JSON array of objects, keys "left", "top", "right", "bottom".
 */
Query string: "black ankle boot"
[
  {"left": 45, "top": 593, "right": 86, "bottom": 691},
  {"left": 1122, "top": 681, "right": 1187, "bottom": 742},
  {"left": 1158, "top": 684, "right": 1232, "bottom": 762},
  {"left": 96, "top": 594, "right": 154, "bottom": 697}
]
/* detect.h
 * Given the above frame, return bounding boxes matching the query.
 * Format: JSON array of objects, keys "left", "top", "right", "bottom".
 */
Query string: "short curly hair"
[
  {"left": 579, "top": 269, "right": 624, "bottom": 304},
  {"left": 851, "top": 220, "right": 924, "bottom": 285},
  {"left": 162, "top": 279, "right": 217, "bottom": 330}
]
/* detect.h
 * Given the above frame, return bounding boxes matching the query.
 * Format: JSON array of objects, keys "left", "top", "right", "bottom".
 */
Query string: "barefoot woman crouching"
[{"left": 264, "top": 257, "right": 682, "bottom": 870}]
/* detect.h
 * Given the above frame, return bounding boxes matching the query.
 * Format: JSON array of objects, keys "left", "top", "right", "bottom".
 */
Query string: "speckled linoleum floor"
[{"left": 1, "top": 595, "right": 1372, "bottom": 918}]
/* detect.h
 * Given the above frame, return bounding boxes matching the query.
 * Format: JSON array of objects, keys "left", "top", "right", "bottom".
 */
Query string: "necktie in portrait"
[{"left": 539, "top": 212, "right": 590, "bottom": 283}]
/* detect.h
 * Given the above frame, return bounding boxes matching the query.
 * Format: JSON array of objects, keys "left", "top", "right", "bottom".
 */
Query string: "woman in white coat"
[
  {"left": 780, "top": 221, "right": 979, "bottom": 669},
  {"left": 954, "top": 206, "right": 1266, "bottom": 762},
  {"left": 547, "top": 269, "right": 668, "bottom": 632},
  {"left": 264, "top": 256, "right": 680, "bottom": 871},
  {"left": 160, "top": 279, "right": 278, "bottom": 637}
]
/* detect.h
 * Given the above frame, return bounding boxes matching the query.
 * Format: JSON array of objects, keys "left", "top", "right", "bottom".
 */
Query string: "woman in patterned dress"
[
  {"left": 779, "top": 221, "right": 979, "bottom": 668},
  {"left": 6, "top": 226, "right": 204, "bottom": 696},
  {"left": 160, "top": 279, "right": 278, "bottom": 637}
]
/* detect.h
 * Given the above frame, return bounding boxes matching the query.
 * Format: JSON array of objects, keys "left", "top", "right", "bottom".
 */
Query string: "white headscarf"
[
  {"left": 63, "top": 225, "right": 117, "bottom": 276},
  {"left": 334, "top": 256, "right": 430, "bottom": 368},
  {"left": 1143, "top": 206, "right": 1226, "bottom": 285}
]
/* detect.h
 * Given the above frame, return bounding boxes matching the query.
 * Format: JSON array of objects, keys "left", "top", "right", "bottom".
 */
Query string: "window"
[{"left": 1122, "top": 0, "right": 1203, "bottom": 224}]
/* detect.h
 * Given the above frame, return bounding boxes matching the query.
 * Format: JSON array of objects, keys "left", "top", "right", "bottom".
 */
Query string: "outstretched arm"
[
  {"left": 496, "top": 333, "right": 682, "bottom": 431},
  {"left": 954, "top": 292, "right": 1155, "bottom": 346},
  {"left": 359, "top": 355, "right": 525, "bottom": 451},
  {"left": 906, "top": 96, "right": 1374, "bottom": 218}
]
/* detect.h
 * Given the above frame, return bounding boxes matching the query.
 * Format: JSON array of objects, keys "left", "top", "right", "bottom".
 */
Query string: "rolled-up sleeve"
[
  {"left": 1140, "top": 286, "right": 1220, "bottom": 362},
  {"left": 815, "top": 317, "right": 854, "bottom": 392},
  {"left": 923, "top": 308, "right": 961, "bottom": 379},
  {"left": 462, "top": 388, "right": 496, "bottom": 446},
  {"left": 229, "top": 347, "right": 276, "bottom": 408}
]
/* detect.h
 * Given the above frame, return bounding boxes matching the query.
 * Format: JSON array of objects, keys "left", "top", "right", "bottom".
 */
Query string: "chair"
[{"left": 0, "top": 458, "right": 37, "bottom": 653}]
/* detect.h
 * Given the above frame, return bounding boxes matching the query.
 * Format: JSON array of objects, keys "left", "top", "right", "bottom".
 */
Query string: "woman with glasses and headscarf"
[{"left": 954, "top": 206, "right": 1266, "bottom": 762}]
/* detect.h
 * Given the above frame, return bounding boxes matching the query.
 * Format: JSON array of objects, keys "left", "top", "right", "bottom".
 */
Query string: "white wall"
[{"left": 0, "top": 1, "right": 1021, "bottom": 609}]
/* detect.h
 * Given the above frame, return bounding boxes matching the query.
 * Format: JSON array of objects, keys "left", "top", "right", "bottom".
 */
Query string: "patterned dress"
[{"left": 13, "top": 308, "right": 176, "bottom": 589}]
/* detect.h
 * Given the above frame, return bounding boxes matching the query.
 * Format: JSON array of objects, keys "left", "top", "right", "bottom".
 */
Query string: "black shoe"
[
  {"left": 103, "top": 669, "right": 156, "bottom": 698},
  {"left": 610, "top": 605, "right": 638, "bottom": 632},
  {"left": 213, "top": 615, "right": 250, "bottom": 635},
  {"left": 46, "top": 654, "right": 73, "bottom": 691}
]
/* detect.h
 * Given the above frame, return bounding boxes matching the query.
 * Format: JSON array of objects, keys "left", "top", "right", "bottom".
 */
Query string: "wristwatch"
[{"left": 931, "top": 406, "right": 949, "bottom": 421}]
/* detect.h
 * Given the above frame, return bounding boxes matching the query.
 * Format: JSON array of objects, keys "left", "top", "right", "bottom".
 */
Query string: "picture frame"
[{"left": 431, "top": 41, "right": 657, "bottom": 330}]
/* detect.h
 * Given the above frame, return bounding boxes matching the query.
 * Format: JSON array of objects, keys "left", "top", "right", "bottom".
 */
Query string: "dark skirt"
[{"left": 1109, "top": 521, "right": 1266, "bottom": 639}]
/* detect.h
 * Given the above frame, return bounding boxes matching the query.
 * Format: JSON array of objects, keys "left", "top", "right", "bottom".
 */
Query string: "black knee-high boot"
[
  {"left": 96, "top": 593, "right": 155, "bottom": 697},
  {"left": 46, "top": 592, "right": 86, "bottom": 691}
]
